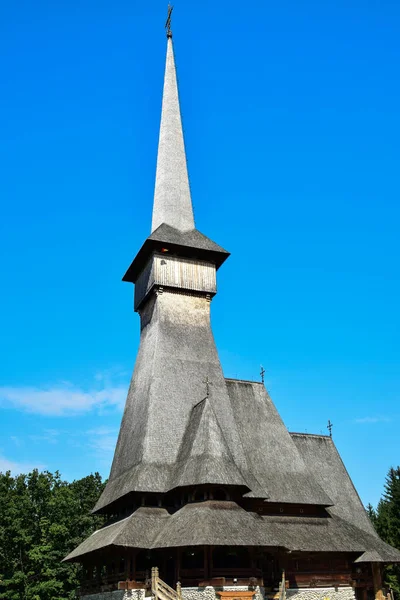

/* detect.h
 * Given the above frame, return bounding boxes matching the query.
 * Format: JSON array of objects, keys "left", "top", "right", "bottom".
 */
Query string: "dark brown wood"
[
  {"left": 132, "top": 549, "right": 137, "bottom": 580},
  {"left": 243, "top": 500, "right": 328, "bottom": 517},
  {"left": 199, "top": 577, "right": 226, "bottom": 587},
  {"left": 177, "top": 548, "right": 181, "bottom": 582},
  {"left": 204, "top": 546, "right": 210, "bottom": 580},
  {"left": 118, "top": 580, "right": 146, "bottom": 590},
  {"left": 286, "top": 572, "right": 353, "bottom": 588},
  {"left": 362, "top": 588, "right": 368, "bottom": 600},
  {"left": 372, "top": 563, "right": 384, "bottom": 600},
  {"left": 78, "top": 548, "right": 368, "bottom": 596}
]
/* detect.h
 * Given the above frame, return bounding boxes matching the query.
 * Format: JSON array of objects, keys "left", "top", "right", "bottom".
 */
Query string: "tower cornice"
[{"left": 122, "top": 224, "right": 229, "bottom": 285}]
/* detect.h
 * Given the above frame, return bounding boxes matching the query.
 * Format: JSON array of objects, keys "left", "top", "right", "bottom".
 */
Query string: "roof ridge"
[
  {"left": 225, "top": 377, "right": 264, "bottom": 385},
  {"left": 290, "top": 432, "right": 332, "bottom": 439}
]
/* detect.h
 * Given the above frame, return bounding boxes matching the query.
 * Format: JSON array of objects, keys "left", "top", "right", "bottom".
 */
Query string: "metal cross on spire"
[
  {"left": 203, "top": 376, "right": 212, "bottom": 398},
  {"left": 327, "top": 419, "right": 333, "bottom": 437},
  {"left": 165, "top": 3, "right": 174, "bottom": 38}
]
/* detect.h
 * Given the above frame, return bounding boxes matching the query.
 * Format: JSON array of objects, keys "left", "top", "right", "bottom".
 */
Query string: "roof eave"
[{"left": 122, "top": 238, "right": 230, "bottom": 283}]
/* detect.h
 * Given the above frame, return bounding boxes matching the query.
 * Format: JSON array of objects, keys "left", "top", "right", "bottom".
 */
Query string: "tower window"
[{"left": 213, "top": 487, "right": 228, "bottom": 501}]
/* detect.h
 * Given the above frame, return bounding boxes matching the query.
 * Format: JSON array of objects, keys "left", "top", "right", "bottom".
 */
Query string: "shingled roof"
[
  {"left": 225, "top": 379, "right": 332, "bottom": 505},
  {"left": 123, "top": 224, "right": 229, "bottom": 283},
  {"left": 65, "top": 500, "right": 400, "bottom": 563},
  {"left": 93, "top": 378, "right": 336, "bottom": 513},
  {"left": 170, "top": 397, "right": 251, "bottom": 491},
  {"left": 151, "top": 36, "right": 194, "bottom": 233},
  {"left": 291, "top": 432, "right": 376, "bottom": 535},
  {"left": 64, "top": 507, "right": 169, "bottom": 561},
  {"left": 84, "top": 375, "right": 400, "bottom": 563}
]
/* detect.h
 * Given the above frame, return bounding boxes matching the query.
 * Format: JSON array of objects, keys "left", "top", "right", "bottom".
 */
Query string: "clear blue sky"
[{"left": 0, "top": 0, "right": 399, "bottom": 508}]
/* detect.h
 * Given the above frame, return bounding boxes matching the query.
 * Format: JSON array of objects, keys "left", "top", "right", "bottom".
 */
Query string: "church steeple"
[
  {"left": 122, "top": 12, "right": 229, "bottom": 292},
  {"left": 151, "top": 33, "right": 195, "bottom": 232}
]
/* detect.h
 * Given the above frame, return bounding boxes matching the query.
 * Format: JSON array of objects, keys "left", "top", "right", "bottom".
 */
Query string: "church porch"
[{"left": 77, "top": 547, "right": 374, "bottom": 599}]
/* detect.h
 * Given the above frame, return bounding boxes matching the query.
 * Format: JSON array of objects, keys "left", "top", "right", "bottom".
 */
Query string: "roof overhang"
[{"left": 123, "top": 224, "right": 230, "bottom": 283}]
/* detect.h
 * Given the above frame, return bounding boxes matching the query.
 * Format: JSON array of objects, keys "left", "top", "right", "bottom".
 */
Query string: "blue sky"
[{"left": 0, "top": 0, "right": 399, "bottom": 508}]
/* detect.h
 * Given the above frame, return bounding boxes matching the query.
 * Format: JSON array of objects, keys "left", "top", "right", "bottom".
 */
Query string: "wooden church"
[{"left": 64, "top": 9, "right": 400, "bottom": 600}]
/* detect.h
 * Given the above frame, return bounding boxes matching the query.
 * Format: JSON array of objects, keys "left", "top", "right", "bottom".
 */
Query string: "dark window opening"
[
  {"left": 144, "top": 494, "right": 160, "bottom": 507},
  {"left": 182, "top": 547, "right": 204, "bottom": 569},
  {"left": 213, "top": 546, "right": 251, "bottom": 569},
  {"left": 136, "top": 550, "right": 153, "bottom": 572},
  {"left": 213, "top": 487, "right": 228, "bottom": 501},
  {"left": 192, "top": 488, "right": 205, "bottom": 502}
]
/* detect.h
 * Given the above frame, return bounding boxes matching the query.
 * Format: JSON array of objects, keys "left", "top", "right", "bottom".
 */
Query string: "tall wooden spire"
[{"left": 151, "top": 34, "right": 195, "bottom": 233}]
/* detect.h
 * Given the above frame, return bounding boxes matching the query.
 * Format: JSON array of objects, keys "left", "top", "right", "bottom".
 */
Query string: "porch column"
[
  {"left": 132, "top": 549, "right": 137, "bottom": 580},
  {"left": 204, "top": 546, "right": 210, "bottom": 580},
  {"left": 372, "top": 562, "right": 384, "bottom": 600},
  {"left": 177, "top": 548, "right": 181, "bottom": 583}
]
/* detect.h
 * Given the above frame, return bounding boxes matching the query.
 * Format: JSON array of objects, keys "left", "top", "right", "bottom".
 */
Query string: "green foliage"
[
  {"left": 369, "top": 466, "right": 400, "bottom": 600},
  {"left": 366, "top": 503, "right": 377, "bottom": 527},
  {"left": 0, "top": 469, "right": 106, "bottom": 600}
]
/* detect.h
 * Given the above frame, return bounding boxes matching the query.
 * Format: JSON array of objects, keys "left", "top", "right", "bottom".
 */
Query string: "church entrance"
[{"left": 258, "top": 552, "right": 279, "bottom": 588}]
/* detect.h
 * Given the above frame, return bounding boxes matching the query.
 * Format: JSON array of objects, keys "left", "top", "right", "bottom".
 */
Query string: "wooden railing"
[
  {"left": 278, "top": 570, "right": 286, "bottom": 600},
  {"left": 151, "top": 567, "right": 182, "bottom": 600}
]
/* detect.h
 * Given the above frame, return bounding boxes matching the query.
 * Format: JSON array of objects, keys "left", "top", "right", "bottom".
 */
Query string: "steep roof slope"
[
  {"left": 151, "top": 37, "right": 194, "bottom": 233},
  {"left": 291, "top": 433, "right": 376, "bottom": 535},
  {"left": 170, "top": 397, "right": 251, "bottom": 490},
  {"left": 225, "top": 379, "right": 332, "bottom": 505},
  {"left": 93, "top": 296, "right": 256, "bottom": 513}
]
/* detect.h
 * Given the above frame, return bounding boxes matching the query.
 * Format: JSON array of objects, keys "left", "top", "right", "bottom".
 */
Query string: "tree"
[
  {"left": 369, "top": 466, "right": 400, "bottom": 600},
  {"left": 366, "top": 503, "right": 377, "bottom": 528},
  {"left": 0, "top": 469, "right": 105, "bottom": 600}
]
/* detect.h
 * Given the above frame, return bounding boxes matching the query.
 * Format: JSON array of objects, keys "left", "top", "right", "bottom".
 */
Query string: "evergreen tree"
[
  {"left": 369, "top": 466, "right": 400, "bottom": 600},
  {"left": 366, "top": 503, "right": 377, "bottom": 528}
]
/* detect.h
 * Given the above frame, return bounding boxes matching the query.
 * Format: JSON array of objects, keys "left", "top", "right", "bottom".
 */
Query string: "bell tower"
[{"left": 92, "top": 13, "right": 259, "bottom": 516}]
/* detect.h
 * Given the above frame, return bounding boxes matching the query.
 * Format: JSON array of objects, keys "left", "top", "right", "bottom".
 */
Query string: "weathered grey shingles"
[
  {"left": 291, "top": 433, "right": 376, "bottom": 535},
  {"left": 96, "top": 376, "right": 339, "bottom": 512},
  {"left": 65, "top": 501, "right": 400, "bottom": 562},
  {"left": 154, "top": 501, "right": 268, "bottom": 548},
  {"left": 64, "top": 507, "right": 169, "bottom": 561},
  {"left": 149, "top": 223, "right": 229, "bottom": 256},
  {"left": 151, "top": 38, "right": 194, "bottom": 233},
  {"left": 91, "top": 368, "right": 400, "bottom": 562},
  {"left": 170, "top": 398, "right": 250, "bottom": 490},
  {"left": 225, "top": 379, "right": 332, "bottom": 506},
  {"left": 93, "top": 294, "right": 257, "bottom": 512}
]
